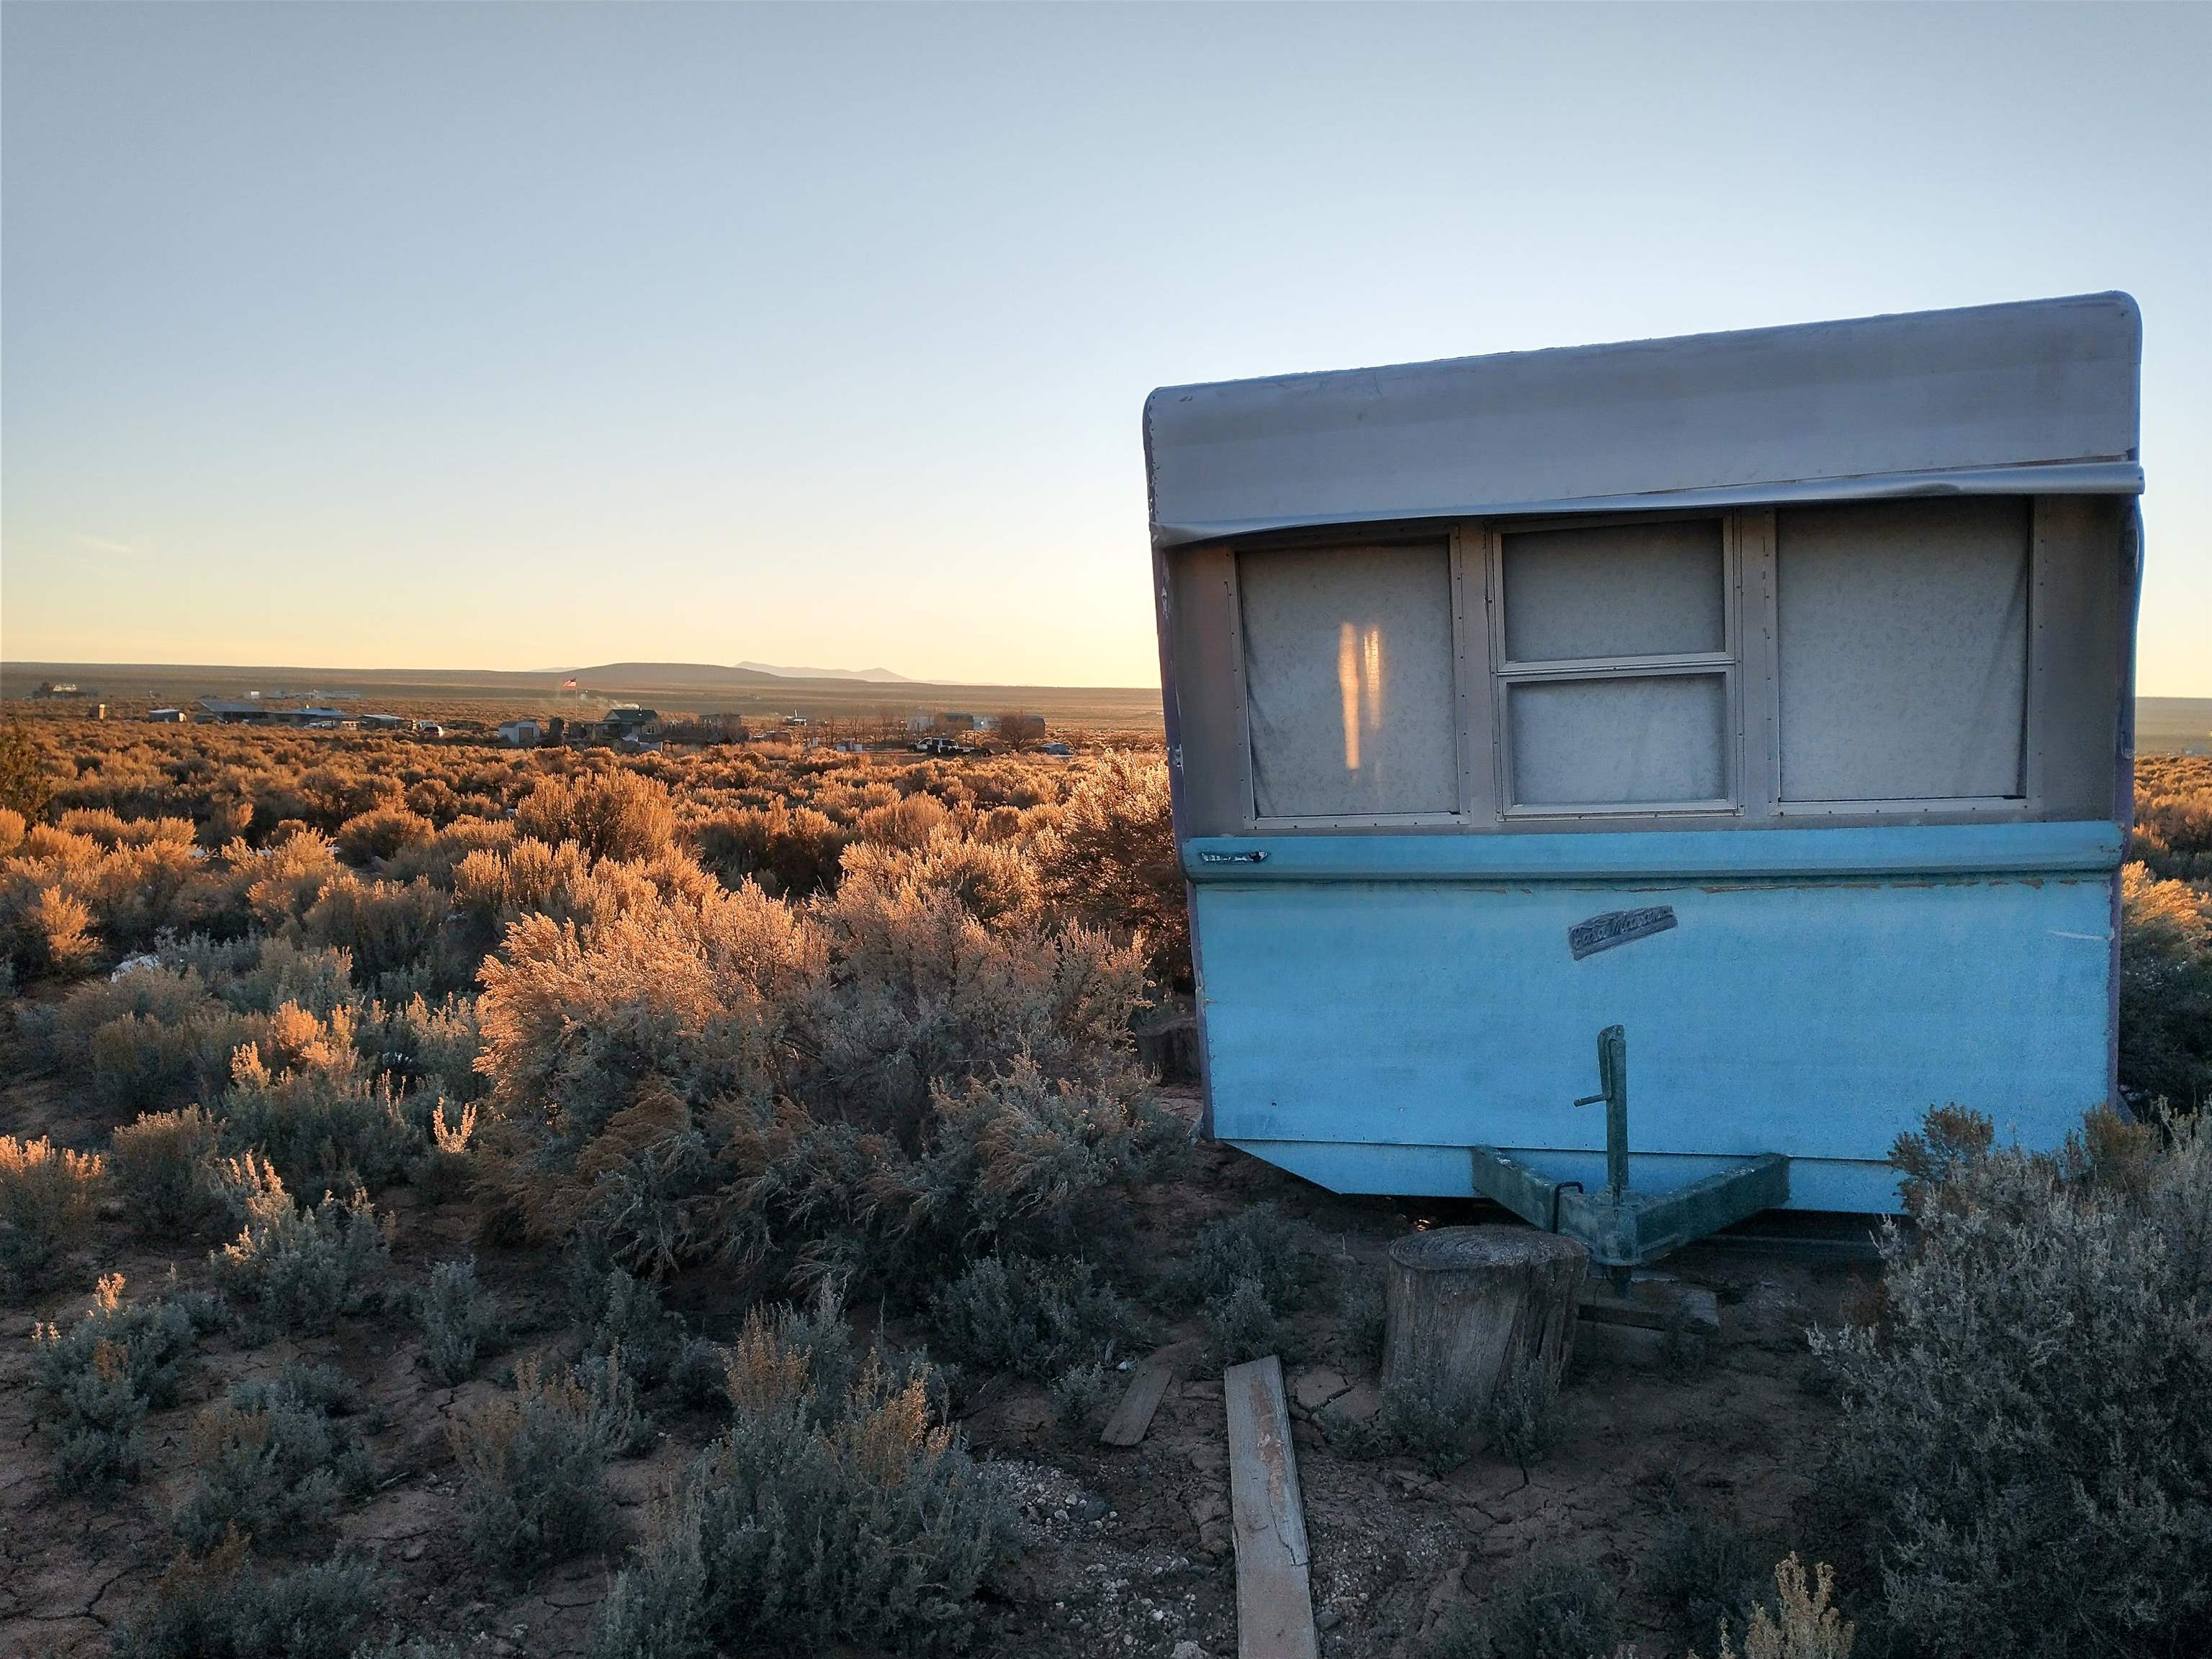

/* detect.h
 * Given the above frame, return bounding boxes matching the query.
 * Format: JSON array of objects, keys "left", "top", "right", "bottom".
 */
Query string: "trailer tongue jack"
[{"left": 1470, "top": 1026, "right": 1789, "bottom": 1281}]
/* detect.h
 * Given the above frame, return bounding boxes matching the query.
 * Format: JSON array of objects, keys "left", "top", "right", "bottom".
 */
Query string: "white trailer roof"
[{"left": 1144, "top": 292, "right": 2140, "bottom": 547}]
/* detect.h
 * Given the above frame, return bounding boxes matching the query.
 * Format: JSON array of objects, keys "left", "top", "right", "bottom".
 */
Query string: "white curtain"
[
  {"left": 1510, "top": 674, "right": 1728, "bottom": 806},
  {"left": 1238, "top": 544, "right": 1460, "bottom": 818},
  {"left": 1778, "top": 498, "right": 2029, "bottom": 801}
]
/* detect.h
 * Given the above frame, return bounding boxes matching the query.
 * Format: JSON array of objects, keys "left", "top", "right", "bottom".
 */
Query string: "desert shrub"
[
  {"left": 333, "top": 805, "right": 435, "bottom": 866},
  {"left": 208, "top": 1156, "right": 394, "bottom": 1335},
  {"left": 590, "top": 1315, "right": 1013, "bottom": 1658},
  {"left": 2118, "top": 861, "right": 2212, "bottom": 1107},
  {"left": 412, "top": 1096, "right": 478, "bottom": 1202},
  {"left": 694, "top": 803, "right": 852, "bottom": 896},
  {"left": 0, "top": 1133, "right": 105, "bottom": 1297},
  {"left": 1048, "top": 1359, "right": 1117, "bottom": 1435},
  {"left": 449, "top": 1354, "right": 625, "bottom": 1573},
  {"left": 362, "top": 990, "right": 485, "bottom": 1101},
  {"left": 175, "top": 1364, "right": 377, "bottom": 1552},
  {"left": 928, "top": 1252, "right": 1140, "bottom": 1380},
  {"left": 1164, "top": 1202, "right": 1321, "bottom": 1313},
  {"left": 0, "top": 720, "right": 55, "bottom": 819},
  {"left": 1033, "top": 748, "right": 1187, "bottom": 987},
  {"left": 1205, "top": 1274, "right": 1297, "bottom": 1365},
  {"left": 1479, "top": 1550, "right": 1622, "bottom": 1659},
  {"left": 217, "top": 1026, "right": 421, "bottom": 1195},
  {"left": 1339, "top": 1267, "right": 1388, "bottom": 1364},
  {"left": 110, "top": 1106, "right": 225, "bottom": 1235},
  {"left": 1482, "top": 1351, "right": 1562, "bottom": 1472},
  {"left": 110, "top": 1532, "right": 382, "bottom": 1659},
  {"left": 1689, "top": 1555, "right": 1856, "bottom": 1659},
  {"left": 1811, "top": 1107, "right": 2212, "bottom": 1658},
  {"left": 420, "top": 1256, "right": 500, "bottom": 1385},
  {"left": 517, "top": 767, "right": 678, "bottom": 863},
  {"left": 1656, "top": 1506, "right": 1779, "bottom": 1658},
  {"left": 671, "top": 1336, "right": 734, "bottom": 1411},
  {"left": 570, "top": 1257, "right": 683, "bottom": 1387},
  {"left": 30, "top": 1274, "right": 203, "bottom": 1484}
]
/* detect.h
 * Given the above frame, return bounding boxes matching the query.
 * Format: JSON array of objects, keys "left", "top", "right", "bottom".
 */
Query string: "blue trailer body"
[
  {"left": 1144, "top": 297, "right": 2142, "bottom": 1220},
  {"left": 1187, "top": 822, "right": 2120, "bottom": 1213}
]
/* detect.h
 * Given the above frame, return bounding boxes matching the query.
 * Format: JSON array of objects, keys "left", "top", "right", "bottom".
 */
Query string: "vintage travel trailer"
[{"left": 1144, "top": 293, "right": 2143, "bottom": 1260}]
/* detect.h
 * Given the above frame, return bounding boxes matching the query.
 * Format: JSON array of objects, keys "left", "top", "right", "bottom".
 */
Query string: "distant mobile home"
[{"left": 1146, "top": 293, "right": 2142, "bottom": 1236}]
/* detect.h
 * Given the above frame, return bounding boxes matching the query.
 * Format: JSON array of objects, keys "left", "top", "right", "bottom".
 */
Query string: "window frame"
[
  {"left": 1207, "top": 500, "right": 2053, "bottom": 834},
  {"left": 1484, "top": 512, "right": 1743, "bottom": 820}
]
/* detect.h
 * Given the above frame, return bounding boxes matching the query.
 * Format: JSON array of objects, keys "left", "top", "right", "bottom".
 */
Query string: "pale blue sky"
[{"left": 4, "top": 3, "right": 2207, "bottom": 691}]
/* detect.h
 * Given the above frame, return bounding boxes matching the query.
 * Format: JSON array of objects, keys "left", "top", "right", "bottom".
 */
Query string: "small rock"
[
  {"left": 1172, "top": 1643, "right": 1210, "bottom": 1659},
  {"left": 1316, "top": 1609, "right": 1343, "bottom": 1630},
  {"left": 401, "top": 1540, "right": 426, "bottom": 1562},
  {"left": 1074, "top": 1493, "right": 1110, "bottom": 1523}
]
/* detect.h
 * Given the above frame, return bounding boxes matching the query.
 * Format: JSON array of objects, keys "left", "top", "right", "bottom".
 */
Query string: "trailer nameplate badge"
[
  {"left": 1568, "top": 906, "right": 1677, "bottom": 961},
  {"left": 1197, "top": 849, "right": 1268, "bottom": 864}
]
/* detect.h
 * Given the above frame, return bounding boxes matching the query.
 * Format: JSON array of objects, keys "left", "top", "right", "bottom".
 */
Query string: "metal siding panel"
[{"left": 1192, "top": 872, "right": 2113, "bottom": 1210}]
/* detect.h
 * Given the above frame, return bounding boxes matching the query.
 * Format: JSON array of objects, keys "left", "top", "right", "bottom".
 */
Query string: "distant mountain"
[
  {"left": 735, "top": 661, "right": 912, "bottom": 683},
  {"left": 565, "top": 661, "right": 913, "bottom": 686}
]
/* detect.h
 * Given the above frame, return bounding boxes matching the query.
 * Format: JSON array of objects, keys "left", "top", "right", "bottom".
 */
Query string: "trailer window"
[
  {"left": 1237, "top": 542, "right": 1460, "bottom": 819},
  {"left": 1494, "top": 518, "right": 1733, "bottom": 812},
  {"left": 1776, "top": 498, "right": 2029, "bottom": 803}
]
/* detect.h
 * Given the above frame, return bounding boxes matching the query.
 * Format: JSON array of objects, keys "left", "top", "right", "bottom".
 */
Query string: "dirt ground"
[{"left": 3, "top": 1082, "right": 1873, "bottom": 1658}]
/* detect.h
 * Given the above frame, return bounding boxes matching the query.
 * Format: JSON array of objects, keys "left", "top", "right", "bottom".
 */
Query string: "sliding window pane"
[
  {"left": 1238, "top": 544, "right": 1460, "bottom": 818},
  {"left": 1502, "top": 520, "right": 1725, "bottom": 662},
  {"left": 1509, "top": 674, "right": 1727, "bottom": 807}
]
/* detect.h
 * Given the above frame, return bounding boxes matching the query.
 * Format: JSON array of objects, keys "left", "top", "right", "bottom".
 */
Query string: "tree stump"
[{"left": 1381, "top": 1226, "right": 1588, "bottom": 1415}]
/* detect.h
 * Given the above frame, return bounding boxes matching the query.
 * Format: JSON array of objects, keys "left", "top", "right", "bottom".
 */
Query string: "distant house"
[
  {"left": 497, "top": 719, "right": 543, "bottom": 747},
  {"left": 359, "top": 713, "right": 405, "bottom": 731},
  {"left": 33, "top": 680, "right": 88, "bottom": 699},
  {"left": 198, "top": 698, "right": 275, "bottom": 724},
  {"left": 904, "top": 714, "right": 934, "bottom": 734},
  {"left": 145, "top": 708, "right": 186, "bottom": 724},
  {"left": 1038, "top": 741, "right": 1074, "bottom": 757},
  {"left": 781, "top": 713, "right": 809, "bottom": 727},
  {"left": 935, "top": 712, "right": 976, "bottom": 732},
  {"left": 606, "top": 707, "right": 661, "bottom": 734}
]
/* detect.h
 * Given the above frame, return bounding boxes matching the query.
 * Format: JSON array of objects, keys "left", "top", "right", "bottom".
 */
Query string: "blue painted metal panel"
[
  {"left": 1191, "top": 835, "right": 2117, "bottom": 1214},
  {"left": 1186, "top": 820, "right": 2123, "bottom": 884}
]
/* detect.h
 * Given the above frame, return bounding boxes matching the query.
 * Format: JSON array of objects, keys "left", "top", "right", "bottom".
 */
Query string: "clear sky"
[{"left": 4, "top": 3, "right": 2207, "bottom": 691}]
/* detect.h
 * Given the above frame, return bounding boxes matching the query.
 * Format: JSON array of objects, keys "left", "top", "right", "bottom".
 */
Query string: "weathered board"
[
  {"left": 1100, "top": 1340, "right": 1201, "bottom": 1447},
  {"left": 1223, "top": 1355, "right": 1318, "bottom": 1659}
]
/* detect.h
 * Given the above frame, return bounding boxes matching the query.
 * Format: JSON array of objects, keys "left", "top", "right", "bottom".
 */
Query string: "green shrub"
[
  {"left": 110, "top": 1106, "right": 225, "bottom": 1235},
  {"left": 1655, "top": 1506, "right": 1779, "bottom": 1658},
  {"left": 1482, "top": 1352, "right": 1561, "bottom": 1472},
  {"left": 217, "top": 1025, "right": 421, "bottom": 1196},
  {"left": 1811, "top": 1107, "right": 2212, "bottom": 1658},
  {"left": 590, "top": 1313, "right": 1013, "bottom": 1658},
  {"left": 1480, "top": 1550, "right": 1621, "bottom": 1659},
  {"left": 1204, "top": 1274, "right": 1297, "bottom": 1366},
  {"left": 570, "top": 1257, "right": 682, "bottom": 1387},
  {"left": 30, "top": 1274, "right": 203, "bottom": 1484},
  {"left": 1048, "top": 1359, "right": 1117, "bottom": 1435},
  {"left": 110, "top": 1532, "right": 382, "bottom": 1659},
  {"left": 0, "top": 1132, "right": 104, "bottom": 1298},
  {"left": 208, "top": 1156, "right": 393, "bottom": 1335},
  {"left": 1164, "top": 1202, "right": 1322, "bottom": 1314},
  {"left": 419, "top": 1256, "right": 499, "bottom": 1385},
  {"left": 449, "top": 1355, "right": 625, "bottom": 1573},
  {"left": 2118, "top": 862, "right": 2212, "bottom": 1108},
  {"left": 928, "top": 1252, "right": 1140, "bottom": 1380},
  {"left": 175, "top": 1364, "right": 377, "bottom": 1552}
]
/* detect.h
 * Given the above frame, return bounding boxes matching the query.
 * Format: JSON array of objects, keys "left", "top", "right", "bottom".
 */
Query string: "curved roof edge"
[{"left": 1146, "top": 293, "right": 2141, "bottom": 548}]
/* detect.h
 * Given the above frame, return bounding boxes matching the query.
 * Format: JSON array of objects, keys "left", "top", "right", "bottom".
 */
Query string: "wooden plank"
[
  {"left": 1223, "top": 1355, "right": 1318, "bottom": 1659},
  {"left": 1100, "top": 1339, "right": 1201, "bottom": 1447},
  {"left": 1577, "top": 1275, "right": 1719, "bottom": 1336}
]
